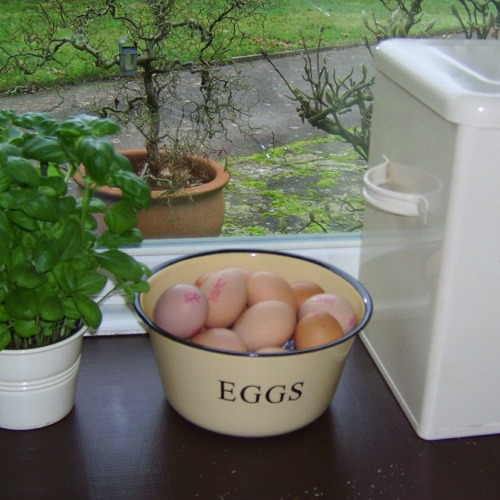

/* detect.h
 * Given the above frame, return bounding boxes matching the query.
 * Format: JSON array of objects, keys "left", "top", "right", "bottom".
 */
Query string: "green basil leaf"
[
  {"left": 18, "top": 230, "right": 36, "bottom": 251},
  {"left": 83, "top": 213, "right": 98, "bottom": 231},
  {"left": 0, "top": 192, "right": 17, "bottom": 210},
  {"left": 7, "top": 209, "right": 38, "bottom": 231},
  {"left": 0, "top": 327, "right": 11, "bottom": 351},
  {"left": 77, "top": 137, "right": 114, "bottom": 183},
  {"left": 13, "top": 319, "right": 41, "bottom": 338},
  {"left": 20, "top": 192, "right": 60, "bottom": 222},
  {"left": 5, "top": 288, "right": 40, "bottom": 320},
  {"left": 52, "top": 262, "right": 79, "bottom": 293},
  {"left": 83, "top": 197, "right": 107, "bottom": 214},
  {"left": 57, "top": 196, "right": 77, "bottom": 216},
  {"left": 57, "top": 116, "right": 89, "bottom": 140},
  {"left": 40, "top": 295, "right": 65, "bottom": 322},
  {"left": 75, "top": 272, "right": 107, "bottom": 296},
  {"left": 62, "top": 297, "right": 80, "bottom": 320},
  {"left": 0, "top": 164, "right": 12, "bottom": 193},
  {"left": 123, "top": 280, "right": 150, "bottom": 298},
  {"left": 0, "top": 143, "right": 21, "bottom": 158},
  {"left": 111, "top": 153, "right": 134, "bottom": 173},
  {"left": 53, "top": 261, "right": 84, "bottom": 293},
  {"left": 96, "top": 249, "right": 144, "bottom": 282},
  {"left": 6, "top": 156, "right": 40, "bottom": 187},
  {"left": 12, "top": 265, "right": 48, "bottom": 288},
  {"left": 0, "top": 238, "right": 8, "bottom": 267},
  {"left": 112, "top": 170, "right": 151, "bottom": 210},
  {"left": 8, "top": 245, "right": 28, "bottom": 269},
  {"left": 39, "top": 175, "right": 68, "bottom": 197},
  {"left": 22, "top": 135, "right": 67, "bottom": 163},
  {"left": 58, "top": 218, "right": 83, "bottom": 261},
  {"left": 0, "top": 305, "right": 10, "bottom": 321},
  {"left": 87, "top": 117, "right": 121, "bottom": 137},
  {"left": 103, "top": 199, "right": 137, "bottom": 234},
  {"left": 13, "top": 112, "right": 59, "bottom": 135},
  {"left": 97, "top": 228, "right": 144, "bottom": 248},
  {"left": 33, "top": 236, "right": 62, "bottom": 273},
  {"left": 74, "top": 294, "right": 102, "bottom": 329},
  {"left": 0, "top": 211, "right": 13, "bottom": 240}
]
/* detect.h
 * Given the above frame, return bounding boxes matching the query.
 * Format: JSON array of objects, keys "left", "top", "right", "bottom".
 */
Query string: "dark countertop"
[{"left": 2, "top": 335, "right": 499, "bottom": 500}]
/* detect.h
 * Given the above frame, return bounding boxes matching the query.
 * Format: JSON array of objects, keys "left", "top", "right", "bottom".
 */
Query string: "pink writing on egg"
[
  {"left": 316, "top": 296, "right": 336, "bottom": 305},
  {"left": 184, "top": 292, "right": 203, "bottom": 304},
  {"left": 208, "top": 278, "right": 227, "bottom": 302}
]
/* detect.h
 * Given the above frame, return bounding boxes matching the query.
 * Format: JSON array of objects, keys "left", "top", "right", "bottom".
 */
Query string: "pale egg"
[
  {"left": 233, "top": 300, "right": 296, "bottom": 352},
  {"left": 225, "top": 267, "right": 253, "bottom": 281},
  {"left": 294, "top": 311, "right": 344, "bottom": 350},
  {"left": 200, "top": 268, "right": 247, "bottom": 328},
  {"left": 246, "top": 271, "right": 298, "bottom": 311},
  {"left": 299, "top": 293, "right": 358, "bottom": 333},
  {"left": 153, "top": 284, "right": 208, "bottom": 339},
  {"left": 190, "top": 328, "right": 248, "bottom": 353},
  {"left": 195, "top": 267, "right": 251, "bottom": 287}
]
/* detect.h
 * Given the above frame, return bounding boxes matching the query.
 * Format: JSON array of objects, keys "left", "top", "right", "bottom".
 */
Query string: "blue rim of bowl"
[{"left": 133, "top": 249, "right": 373, "bottom": 357}]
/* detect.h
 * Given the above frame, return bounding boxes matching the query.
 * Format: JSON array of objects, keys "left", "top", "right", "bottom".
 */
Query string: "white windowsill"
[{"left": 95, "top": 234, "right": 362, "bottom": 336}]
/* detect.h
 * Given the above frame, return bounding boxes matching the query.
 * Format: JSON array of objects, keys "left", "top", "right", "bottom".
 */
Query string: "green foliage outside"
[{"left": 0, "top": 0, "right": 460, "bottom": 93}]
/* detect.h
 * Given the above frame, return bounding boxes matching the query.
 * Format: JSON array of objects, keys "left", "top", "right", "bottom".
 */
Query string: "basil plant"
[{"left": 0, "top": 111, "right": 151, "bottom": 350}]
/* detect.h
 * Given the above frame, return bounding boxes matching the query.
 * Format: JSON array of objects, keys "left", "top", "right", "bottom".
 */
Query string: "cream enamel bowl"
[{"left": 134, "top": 250, "right": 372, "bottom": 437}]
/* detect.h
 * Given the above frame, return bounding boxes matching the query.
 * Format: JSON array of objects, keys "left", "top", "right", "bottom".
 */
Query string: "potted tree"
[
  {"left": 0, "top": 109, "right": 151, "bottom": 430},
  {"left": 0, "top": 0, "right": 273, "bottom": 237}
]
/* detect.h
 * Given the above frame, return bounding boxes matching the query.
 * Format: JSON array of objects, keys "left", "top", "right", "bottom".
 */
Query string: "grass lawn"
[{"left": 0, "top": 0, "right": 460, "bottom": 92}]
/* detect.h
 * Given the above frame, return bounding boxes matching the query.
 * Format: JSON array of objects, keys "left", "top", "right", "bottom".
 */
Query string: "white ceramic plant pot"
[{"left": 0, "top": 326, "right": 86, "bottom": 431}]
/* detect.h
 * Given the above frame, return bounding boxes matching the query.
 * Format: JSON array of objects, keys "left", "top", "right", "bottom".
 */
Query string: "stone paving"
[{"left": 222, "top": 137, "right": 366, "bottom": 237}]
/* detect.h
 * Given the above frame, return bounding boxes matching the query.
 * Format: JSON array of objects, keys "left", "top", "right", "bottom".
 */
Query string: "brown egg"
[
  {"left": 200, "top": 269, "right": 247, "bottom": 328},
  {"left": 246, "top": 271, "right": 298, "bottom": 311},
  {"left": 233, "top": 300, "right": 296, "bottom": 352},
  {"left": 190, "top": 328, "right": 248, "bottom": 353},
  {"left": 290, "top": 280, "right": 325, "bottom": 309},
  {"left": 294, "top": 311, "right": 344, "bottom": 350},
  {"left": 194, "top": 271, "right": 214, "bottom": 288}
]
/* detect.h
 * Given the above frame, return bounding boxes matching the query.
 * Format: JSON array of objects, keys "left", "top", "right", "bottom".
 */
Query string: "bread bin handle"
[{"left": 363, "top": 158, "right": 429, "bottom": 225}]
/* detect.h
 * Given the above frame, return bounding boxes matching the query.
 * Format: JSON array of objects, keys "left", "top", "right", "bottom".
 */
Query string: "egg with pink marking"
[
  {"left": 200, "top": 268, "right": 247, "bottom": 328},
  {"left": 298, "top": 293, "right": 358, "bottom": 333},
  {"left": 153, "top": 284, "right": 208, "bottom": 339}
]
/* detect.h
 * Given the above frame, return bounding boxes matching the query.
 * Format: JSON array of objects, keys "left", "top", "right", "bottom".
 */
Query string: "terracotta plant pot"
[{"left": 76, "top": 149, "right": 230, "bottom": 239}]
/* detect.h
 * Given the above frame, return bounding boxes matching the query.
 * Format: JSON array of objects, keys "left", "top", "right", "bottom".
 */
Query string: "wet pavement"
[{"left": 0, "top": 44, "right": 373, "bottom": 155}]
